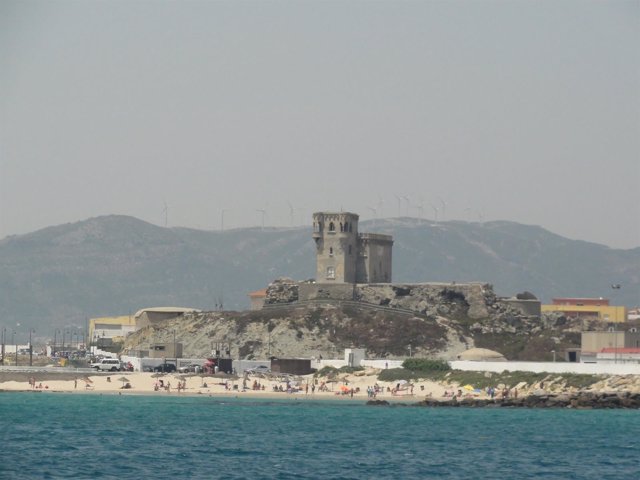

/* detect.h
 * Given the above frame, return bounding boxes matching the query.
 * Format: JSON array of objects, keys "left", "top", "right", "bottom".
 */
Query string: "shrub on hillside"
[
  {"left": 315, "top": 366, "right": 338, "bottom": 377},
  {"left": 378, "top": 368, "right": 416, "bottom": 382},
  {"left": 402, "top": 358, "right": 451, "bottom": 373}
]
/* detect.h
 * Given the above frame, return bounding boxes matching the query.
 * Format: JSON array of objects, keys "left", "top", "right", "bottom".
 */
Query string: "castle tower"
[{"left": 312, "top": 212, "right": 359, "bottom": 283}]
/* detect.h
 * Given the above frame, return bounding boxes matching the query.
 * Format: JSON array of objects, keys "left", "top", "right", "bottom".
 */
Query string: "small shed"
[{"left": 271, "top": 358, "right": 313, "bottom": 375}]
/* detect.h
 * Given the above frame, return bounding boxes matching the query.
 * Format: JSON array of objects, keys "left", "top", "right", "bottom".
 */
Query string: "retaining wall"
[{"left": 450, "top": 360, "right": 640, "bottom": 376}]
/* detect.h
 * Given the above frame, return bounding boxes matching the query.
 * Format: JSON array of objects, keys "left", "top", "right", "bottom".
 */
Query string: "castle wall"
[
  {"left": 298, "top": 282, "right": 356, "bottom": 302},
  {"left": 357, "top": 234, "right": 393, "bottom": 283},
  {"left": 297, "top": 282, "right": 501, "bottom": 319}
]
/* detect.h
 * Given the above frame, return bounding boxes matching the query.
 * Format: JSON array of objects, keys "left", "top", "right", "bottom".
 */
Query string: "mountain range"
[{"left": 0, "top": 215, "right": 638, "bottom": 332}]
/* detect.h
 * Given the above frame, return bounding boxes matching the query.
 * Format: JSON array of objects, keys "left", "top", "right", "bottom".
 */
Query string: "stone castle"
[
  {"left": 312, "top": 212, "right": 393, "bottom": 284},
  {"left": 263, "top": 211, "right": 540, "bottom": 321}
]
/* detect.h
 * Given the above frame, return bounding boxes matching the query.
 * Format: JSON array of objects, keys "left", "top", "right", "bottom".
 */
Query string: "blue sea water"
[{"left": 1, "top": 393, "right": 638, "bottom": 479}]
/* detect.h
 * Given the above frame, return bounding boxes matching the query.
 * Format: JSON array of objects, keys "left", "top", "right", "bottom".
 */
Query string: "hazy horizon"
[{"left": 1, "top": 1, "right": 638, "bottom": 249}]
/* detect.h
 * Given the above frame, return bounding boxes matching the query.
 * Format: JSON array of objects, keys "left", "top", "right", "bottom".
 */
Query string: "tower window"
[
  {"left": 329, "top": 247, "right": 334, "bottom": 256},
  {"left": 349, "top": 223, "right": 353, "bottom": 233},
  {"left": 344, "top": 222, "right": 348, "bottom": 232},
  {"left": 329, "top": 222, "right": 335, "bottom": 232},
  {"left": 326, "top": 266, "right": 335, "bottom": 279}
]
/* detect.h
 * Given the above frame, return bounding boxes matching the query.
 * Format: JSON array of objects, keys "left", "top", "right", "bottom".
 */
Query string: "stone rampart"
[
  {"left": 298, "top": 283, "right": 356, "bottom": 302},
  {"left": 268, "top": 280, "right": 535, "bottom": 323}
]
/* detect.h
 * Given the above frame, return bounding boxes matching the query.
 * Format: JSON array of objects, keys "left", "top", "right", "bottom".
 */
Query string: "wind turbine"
[
  {"left": 430, "top": 204, "right": 439, "bottom": 223},
  {"left": 366, "top": 206, "right": 377, "bottom": 228},
  {"left": 256, "top": 209, "right": 267, "bottom": 231},
  {"left": 377, "top": 196, "right": 384, "bottom": 219},
  {"left": 401, "top": 196, "right": 410, "bottom": 216},
  {"left": 394, "top": 194, "right": 402, "bottom": 217},
  {"left": 162, "top": 200, "right": 169, "bottom": 227},
  {"left": 286, "top": 200, "right": 294, "bottom": 226},
  {"left": 437, "top": 197, "right": 447, "bottom": 221},
  {"left": 220, "top": 209, "right": 230, "bottom": 232}
]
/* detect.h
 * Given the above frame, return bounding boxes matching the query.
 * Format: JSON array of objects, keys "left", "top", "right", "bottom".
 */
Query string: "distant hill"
[{"left": 0, "top": 215, "right": 638, "bottom": 331}]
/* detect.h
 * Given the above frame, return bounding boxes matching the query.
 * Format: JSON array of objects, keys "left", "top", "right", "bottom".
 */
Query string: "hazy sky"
[{"left": 1, "top": 1, "right": 638, "bottom": 248}]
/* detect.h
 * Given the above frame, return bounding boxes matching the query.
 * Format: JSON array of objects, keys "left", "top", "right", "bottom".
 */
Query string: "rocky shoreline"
[{"left": 367, "top": 392, "right": 640, "bottom": 409}]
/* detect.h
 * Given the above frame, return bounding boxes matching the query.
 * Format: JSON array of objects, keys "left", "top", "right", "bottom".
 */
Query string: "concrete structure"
[
  {"left": 449, "top": 360, "right": 640, "bottom": 375},
  {"left": 581, "top": 330, "right": 640, "bottom": 362},
  {"left": 312, "top": 212, "right": 392, "bottom": 284},
  {"left": 628, "top": 308, "right": 640, "bottom": 321},
  {"left": 344, "top": 348, "right": 366, "bottom": 367},
  {"left": 148, "top": 342, "right": 183, "bottom": 359},
  {"left": 134, "top": 307, "right": 200, "bottom": 329},
  {"left": 89, "top": 315, "right": 136, "bottom": 346},
  {"left": 248, "top": 289, "right": 267, "bottom": 310},
  {"left": 306, "top": 357, "right": 640, "bottom": 375},
  {"left": 541, "top": 297, "right": 626, "bottom": 322},
  {"left": 595, "top": 348, "right": 640, "bottom": 364}
]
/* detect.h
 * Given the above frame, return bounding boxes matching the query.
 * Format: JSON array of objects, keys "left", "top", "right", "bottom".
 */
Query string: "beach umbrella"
[
  {"left": 463, "top": 384, "right": 475, "bottom": 391},
  {"left": 117, "top": 376, "right": 129, "bottom": 387}
]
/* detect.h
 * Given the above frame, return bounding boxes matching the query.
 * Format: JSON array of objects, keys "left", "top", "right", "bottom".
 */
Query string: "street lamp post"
[
  {"left": 54, "top": 329, "right": 60, "bottom": 355},
  {"left": 62, "top": 330, "right": 66, "bottom": 350},
  {"left": 29, "top": 329, "right": 35, "bottom": 366},
  {"left": 1, "top": 327, "right": 5, "bottom": 365},
  {"left": 173, "top": 330, "right": 177, "bottom": 365},
  {"left": 12, "top": 331, "right": 17, "bottom": 366}
]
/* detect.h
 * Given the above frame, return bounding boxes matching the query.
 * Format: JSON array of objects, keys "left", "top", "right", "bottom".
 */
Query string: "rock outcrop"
[
  {"left": 415, "top": 392, "right": 640, "bottom": 409},
  {"left": 264, "top": 278, "right": 299, "bottom": 305}
]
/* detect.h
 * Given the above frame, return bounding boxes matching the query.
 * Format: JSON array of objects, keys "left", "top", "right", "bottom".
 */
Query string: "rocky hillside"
[
  {"left": 123, "top": 285, "right": 587, "bottom": 361},
  {"left": 1, "top": 214, "right": 637, "bottom": 331}
]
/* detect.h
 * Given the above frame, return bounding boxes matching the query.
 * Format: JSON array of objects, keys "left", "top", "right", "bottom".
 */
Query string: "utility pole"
[
  {"left": 1, "top": 327, "right": 5, "bottom": 365},
  {"left": 29, "top": 329, "right": 35, "bottom": 366},
  {"left": 13, "top": 331, "right": 17, "bottom": 366}
]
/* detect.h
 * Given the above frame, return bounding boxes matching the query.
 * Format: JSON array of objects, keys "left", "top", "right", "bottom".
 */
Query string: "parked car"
[
  {"left": 177, "top": 364, "right": 202, "bottom": 373},
  {"left": 244, "top": 365, "right": 270, "bottom": 375},
  {"left": 91, "top": 358, "right": 123, "bottom": 372},
  {"left": 153, "top": 363, "right": 177, "bottom": 373}
]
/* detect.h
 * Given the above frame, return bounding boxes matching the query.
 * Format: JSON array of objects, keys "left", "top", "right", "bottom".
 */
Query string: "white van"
[{"left": 92, "top": 358, "right": 122, "bottom": 371}]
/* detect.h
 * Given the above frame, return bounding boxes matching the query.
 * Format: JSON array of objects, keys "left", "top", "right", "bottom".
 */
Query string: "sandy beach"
[{"left": 0, "top": 370, "right": 455, "bottom": 402}]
